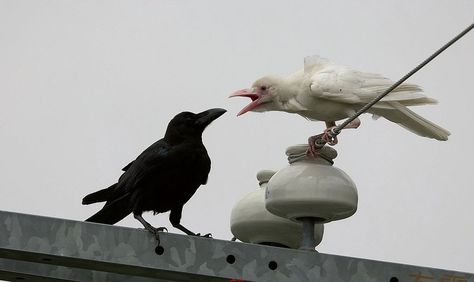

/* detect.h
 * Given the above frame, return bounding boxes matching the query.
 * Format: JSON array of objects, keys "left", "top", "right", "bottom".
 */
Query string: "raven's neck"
[{"left": 164, "top": 131, "right": 202, "bottom": 145}]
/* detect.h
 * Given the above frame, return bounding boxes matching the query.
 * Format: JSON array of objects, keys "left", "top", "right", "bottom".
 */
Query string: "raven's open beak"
[
  {"left": 229, "top": 88, "right": 264, "bottom": 116},
  {"left": 195, "top": 108, "right": 227, "bottom": 127}
]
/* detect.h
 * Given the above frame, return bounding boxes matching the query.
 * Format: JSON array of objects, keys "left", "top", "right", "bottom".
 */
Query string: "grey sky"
[{"left": 1, "top": 0, "right": 473, "bottom": 273}]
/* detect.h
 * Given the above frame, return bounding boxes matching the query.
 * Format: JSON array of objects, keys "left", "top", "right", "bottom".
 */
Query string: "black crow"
[{"left": 82, "top": 108, "right": 226, "bottom": 240}]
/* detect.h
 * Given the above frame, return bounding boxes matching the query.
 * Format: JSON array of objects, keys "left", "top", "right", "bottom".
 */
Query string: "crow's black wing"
[
  {"left": 85, "top": 139, "right": 173, "bottom": 224},
  {"left": 111, "top": 139, "right": 172, "bottom": 196}
]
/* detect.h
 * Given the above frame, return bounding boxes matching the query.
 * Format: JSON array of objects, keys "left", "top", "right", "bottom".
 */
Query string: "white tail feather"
[{"left": 370, "top": 102, "right": 450, "bottom": 141}]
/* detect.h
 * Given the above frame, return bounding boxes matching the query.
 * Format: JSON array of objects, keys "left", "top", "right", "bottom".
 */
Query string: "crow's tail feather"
[
  {"left": 371, "top": 102, "right": 450, "bottom": 141},
  {"left": 82, "top": 184, "right": 117, "bottom": 205},
  {"left": 85, "top": 193, "right": 132, "bottom": 225}
]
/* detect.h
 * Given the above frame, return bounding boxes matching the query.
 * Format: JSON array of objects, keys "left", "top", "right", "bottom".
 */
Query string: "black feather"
[
  {"left": 82, "top": 108, "right": 226, "bottom": 235},
  {"left": 82, "top": 184, "right": 116, "bottom": 205}
]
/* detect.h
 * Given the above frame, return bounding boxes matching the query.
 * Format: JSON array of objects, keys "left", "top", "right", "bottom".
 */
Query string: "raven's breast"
[{"left": 131, "top": 151, "right": 211, "bottom": 215}]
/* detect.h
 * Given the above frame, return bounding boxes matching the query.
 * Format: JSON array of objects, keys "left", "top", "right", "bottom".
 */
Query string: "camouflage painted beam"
[{"left": 0, "top": 210, "right": 472, "bottom": 282}]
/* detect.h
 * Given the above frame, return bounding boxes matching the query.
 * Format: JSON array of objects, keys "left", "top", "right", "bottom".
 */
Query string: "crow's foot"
[
  {"left": 307, "top": 129, "right": 337, "bottom": 157},
  {"left": 143, "top": 226, "right": 167, "bottom": 245},
  {"left": 344, "top": 117, "right": 361, "bottom": 129},
  {"left": 307, "top": 117, "right": 361, "bottom": 156},
  {"left": 194, "top": 233, "right": 212, "bottom": 238}
]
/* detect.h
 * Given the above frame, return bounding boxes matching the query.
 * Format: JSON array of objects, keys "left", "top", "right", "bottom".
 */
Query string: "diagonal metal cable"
[{"left": 323, "top": 22, "right": 474, "bottom": 143}]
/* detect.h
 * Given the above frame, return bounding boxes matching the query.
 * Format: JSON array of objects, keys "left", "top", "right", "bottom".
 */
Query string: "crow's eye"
[{"left": 260, "top": 86, "right": 267, "bottom": 91}]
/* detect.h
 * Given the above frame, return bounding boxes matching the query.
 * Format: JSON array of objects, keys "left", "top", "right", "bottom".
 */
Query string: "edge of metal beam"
[{"left": 0, "top": 210, "right": 472, "bottom": 282}]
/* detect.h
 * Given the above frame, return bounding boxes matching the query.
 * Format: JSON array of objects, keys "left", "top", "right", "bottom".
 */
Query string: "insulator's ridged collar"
[{"left": 286, "top": 145, "right": 337, "bottom": 165}]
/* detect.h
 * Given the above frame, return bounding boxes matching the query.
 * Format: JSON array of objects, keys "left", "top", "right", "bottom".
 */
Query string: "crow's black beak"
[{"left": 195, "top": 108, "right": 227, "bottom": 128}]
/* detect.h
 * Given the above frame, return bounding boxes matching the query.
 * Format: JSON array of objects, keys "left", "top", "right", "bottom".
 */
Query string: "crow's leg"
[
  {"left": 307, "top": 134, "right": 323, "bottom": 157},
  {"left": 343, "top": 117, "right": 361, "bottom": 129},
  {"left": 307, "top": 119, "right": 361, "bottom": 157},
  {"left": 322, "top": 121, "right": 339, "bottom": 145},
  {"left": 173, "top": 222, "right": 212, "bottom": 237},
  {"left": 170, "top": 207, "right": 212, "bottom": 238},
  {"left": 134, "top": 213, "right": 167, "bottom": 244},
  {"left": 321, "top": 118, "right": 361, "bottom": 144},
  {"left": 307, "top": 121, "right": 337, "bottom": 157}
]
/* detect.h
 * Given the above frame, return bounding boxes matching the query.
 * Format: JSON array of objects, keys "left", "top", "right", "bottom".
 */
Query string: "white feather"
[{"left": 247, "top": 55, "right": 450, "bottom": 141}]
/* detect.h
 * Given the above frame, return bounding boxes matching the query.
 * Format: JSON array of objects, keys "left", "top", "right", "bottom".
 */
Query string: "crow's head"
[
  {"left": 230, "top": 75, "right": 287, "bottom": 116},
  {"left": 165, "top": 108, "right": 226, "bottom": 141}
]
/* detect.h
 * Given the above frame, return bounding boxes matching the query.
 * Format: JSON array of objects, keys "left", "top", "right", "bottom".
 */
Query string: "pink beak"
[{"left": 230, "top": 88, "right": 263, "bottom": 116}]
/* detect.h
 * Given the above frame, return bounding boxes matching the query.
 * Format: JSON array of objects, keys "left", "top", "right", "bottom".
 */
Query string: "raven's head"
[
  {"left": 230, "top": 75, "right": 288, "bottom": 116},
  {"left": 165, "top": 108, "right": 227, "bottom": 141}
]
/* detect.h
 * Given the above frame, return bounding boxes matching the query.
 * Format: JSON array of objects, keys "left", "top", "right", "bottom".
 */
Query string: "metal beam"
[{"left": 0, "top": 210, "right": 472, "bottom": 281}]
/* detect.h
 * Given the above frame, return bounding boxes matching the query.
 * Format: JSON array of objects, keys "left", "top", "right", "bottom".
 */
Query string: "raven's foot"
[
  {"left": 194, "top": 233, "right": 212, "bottom": 238},
  {"left": 306, "top": 118, "right": 361, "bottom": 157},
  {"left": 134, "top": 214, "right": 168, "bottom": 244},
  {"left": 344, "top": 117, "right": 361, "bottom": 129},
  {"left": 307, "top": 130, "right": 337, "bottom": 157},
  {"left": 307, "top": 135, "right": 322, "bottom": 157},
  {"left": 144, "top": 226, "right": 168, "bottom": 245},
  {"left": 172, "top": 223, "right": 212, "bottom": 238},
  {"left": 321, "top": 127, "right": 339, "bottom": 146}
]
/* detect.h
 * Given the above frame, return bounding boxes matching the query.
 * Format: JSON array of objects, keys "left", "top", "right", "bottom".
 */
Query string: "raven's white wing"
[{"left": 306, "top": 59, "right": 433, "bottom": 106}]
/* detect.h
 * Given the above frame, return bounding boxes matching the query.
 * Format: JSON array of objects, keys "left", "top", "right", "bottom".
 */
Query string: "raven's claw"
[{"left": 195, "top": 233, "right": 212, "bottom": 238}]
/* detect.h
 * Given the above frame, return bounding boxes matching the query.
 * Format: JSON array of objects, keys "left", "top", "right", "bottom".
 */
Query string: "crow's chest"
[{"left": 133, "top": 152, "right": 210, "bottom": 212}]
